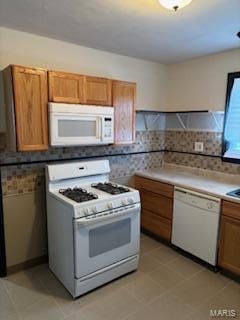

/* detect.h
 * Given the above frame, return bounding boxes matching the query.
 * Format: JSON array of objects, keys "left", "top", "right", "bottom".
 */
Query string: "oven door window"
[{"left": 89, "top": 218, "right": 131, "bottom": 257}]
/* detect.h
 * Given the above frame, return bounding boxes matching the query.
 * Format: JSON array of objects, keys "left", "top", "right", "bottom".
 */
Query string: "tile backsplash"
[
  {"left": 1, "top": 131, "right": 165, "bottom": 196},
  {"left": 165, "top": 130, "right": 222, "bottom": 156},
  {"left": 164, "top": 152, "right": 240, "bottom": 175},
  {"left": 1, "top": 126, "right": 239, "bottom": 197},
  {"left": 0, "top": 130, "right": 165, "bottom": 165}
]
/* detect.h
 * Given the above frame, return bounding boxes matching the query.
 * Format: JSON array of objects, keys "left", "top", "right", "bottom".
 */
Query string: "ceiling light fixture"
[{"left": 158, "top": 0, "right": 192, "bottom": 11}]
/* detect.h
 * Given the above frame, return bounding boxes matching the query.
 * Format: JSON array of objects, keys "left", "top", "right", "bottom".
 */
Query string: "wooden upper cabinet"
[
  {"left": 48, "top": 71, "right": 86, "bottom": 103},
  {"left": 85, "top": 76, "right": 112, "bottom": 106},
  {"left": 4, "top": 65, "right": 49, "bottom": 151},
  {"left": 113, "top": 81, "right": 136, "bottom": 145}
]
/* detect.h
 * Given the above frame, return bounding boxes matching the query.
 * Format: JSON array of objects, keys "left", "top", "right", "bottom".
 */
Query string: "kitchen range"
[{"left": 46, "top": 159, "right": 141, "bottom": 298}]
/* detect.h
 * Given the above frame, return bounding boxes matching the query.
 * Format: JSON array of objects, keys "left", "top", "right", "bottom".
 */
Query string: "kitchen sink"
[{"left": 226, "top": 189, "right": 240, "bottom": 198}]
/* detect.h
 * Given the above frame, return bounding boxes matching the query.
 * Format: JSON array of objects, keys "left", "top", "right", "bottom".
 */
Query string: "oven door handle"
[{"left": 75, "top": 204, "right": 140, "bottom": 227}]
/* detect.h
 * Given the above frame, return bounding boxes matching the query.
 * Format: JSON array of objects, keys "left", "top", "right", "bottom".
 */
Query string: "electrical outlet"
[{"left": 195, "top": 142, "right": 204, "bottom": 152}]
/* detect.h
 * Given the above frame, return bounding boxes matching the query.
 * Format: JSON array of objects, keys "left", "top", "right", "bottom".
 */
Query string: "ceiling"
[{"left": 0, "top": 0, "right": 240, "bottom": 63}]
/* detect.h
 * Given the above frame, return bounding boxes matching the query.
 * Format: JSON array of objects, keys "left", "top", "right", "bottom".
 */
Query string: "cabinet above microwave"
[{"left": 48, "top": 71, "right": 112, "bottom": 106}]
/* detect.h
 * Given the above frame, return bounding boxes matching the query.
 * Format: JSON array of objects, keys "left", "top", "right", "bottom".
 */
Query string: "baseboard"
[{"left": 7, "top": 255, "right": 48, "bottom": 275}]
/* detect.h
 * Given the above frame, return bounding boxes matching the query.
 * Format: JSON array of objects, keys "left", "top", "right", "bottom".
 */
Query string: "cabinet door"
[
  {"left": 113, "top": 81, "right": 136, "bottom": 144},
  {"left": 140, "top": 189, "right": 173, "bottom": 220},
  {"left": 218, "top": 215, "right": 240, "bottom": 275},
  {"left": 85, "top": 76, "right": 112, "bottom": 106},
  {"left": 12, "top": 66, "right": 48, "bottom": 151},
  {"left": 142, "top": 209, "right": 172, "bottom": 241},
  {"left": 48, "top": 71, "right": 86, "bottom": 103}
]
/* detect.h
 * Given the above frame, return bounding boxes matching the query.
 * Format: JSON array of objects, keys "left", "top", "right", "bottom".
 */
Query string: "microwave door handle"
[
  {"left": 96, "top": 117, "right": 103, "bottom": 141},
  {"left": 101, "top": 117, "right": 104, "bottom": 141}
]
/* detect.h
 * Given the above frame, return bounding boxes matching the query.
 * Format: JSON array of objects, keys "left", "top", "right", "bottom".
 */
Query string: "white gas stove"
[{"left": 46, "top": 160, "right": 140, "bottom": 298}]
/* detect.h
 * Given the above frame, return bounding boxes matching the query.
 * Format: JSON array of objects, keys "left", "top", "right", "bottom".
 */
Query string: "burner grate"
[
  {"left": 91, "top": 182, "right": 130, "bottom": 195},
  {"left": 59, "top": 187, "right": 98, "bottom": 203}
]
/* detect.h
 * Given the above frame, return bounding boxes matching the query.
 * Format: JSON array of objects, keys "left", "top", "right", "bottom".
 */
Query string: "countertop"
[{"left": 135, "top": 164, "right": 240, "bottom": 204}]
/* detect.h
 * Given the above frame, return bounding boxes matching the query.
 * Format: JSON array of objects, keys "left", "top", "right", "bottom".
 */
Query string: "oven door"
[
  {"left": 73, "top": 204, "right": 140, "bottom": 279},
  {"left": 50, "top": 113, "right": 103, "bottom": 146}
]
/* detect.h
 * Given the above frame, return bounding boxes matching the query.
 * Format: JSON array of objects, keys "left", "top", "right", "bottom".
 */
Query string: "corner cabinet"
[
  {"left": 135, "top": 176, "right": 174, "bottom": 241},
  {"left": 113, "top": 81, "right": 136, "bottom": 144},
  {"left": 48, "top": 71, "right": 86, "bottom": 104},
  {"left": 218, "top": 200, "right": 240, "bottom": 276},
  {"left": 3, "top": 65, "right": 49, "bottom": 151}
]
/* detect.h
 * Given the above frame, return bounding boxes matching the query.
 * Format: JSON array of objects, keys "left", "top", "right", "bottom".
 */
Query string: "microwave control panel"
[{"left": 103, "top": 117, "right": 113, "bottom": 140}]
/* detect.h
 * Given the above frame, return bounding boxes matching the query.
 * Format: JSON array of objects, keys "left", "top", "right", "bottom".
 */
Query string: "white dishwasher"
[{"left": 172, "top": 187, "right": 221, "bottom": 266}]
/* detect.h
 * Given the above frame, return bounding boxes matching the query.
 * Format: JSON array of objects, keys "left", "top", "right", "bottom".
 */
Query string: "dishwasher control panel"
[{"left": 174, "top": 188, "right": 220, "bottom": 213}]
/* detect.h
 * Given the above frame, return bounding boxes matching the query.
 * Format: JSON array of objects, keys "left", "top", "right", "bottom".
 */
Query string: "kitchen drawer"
[
  {"left": 141, "top": 189, "right": 173, "bottom": 220},
  {"left": 222, "top": 200, "right": 240, "bottom": 220},
  {"left": 141, "top": 209, "right": 172, "bottom": 241},
  {"left": 135, "top": 176, "right": 173, "bottom": 198}
]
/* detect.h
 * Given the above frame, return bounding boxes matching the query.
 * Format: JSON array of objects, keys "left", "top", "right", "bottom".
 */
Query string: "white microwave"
[{"left": 49, "top": 103, "right": 114, "bottom": 146}]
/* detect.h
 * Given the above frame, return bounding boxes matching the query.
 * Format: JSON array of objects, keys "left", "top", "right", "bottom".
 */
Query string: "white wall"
[
  {"left": 0, "top": 27, "right": 167, "bottom": 114},
  {"left": 167, "top": 48, "right": 240, "bottom": 111},
  {"left": 1, "top": 27, "right": 239, "bottom": 132}
]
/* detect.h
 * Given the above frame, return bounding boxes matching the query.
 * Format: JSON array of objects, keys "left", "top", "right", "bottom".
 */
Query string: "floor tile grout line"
[
  {"left": 31, "top": 270, "right": 68, "bottom": 319},
  {"left": 1, "top": 278, "right": 29, "bottom": 320},
  {"left": 121, "top": 276, "right": 167, "bottom": 306},
  {"left": 168, "top": 276, "right": 232, "bottom": 313},
  {"left": 0, "top": 287, "right": 21, "bottom": 320},
  {"left": 192, "top": 279, "right": 234, "bottom": 312},
  {"left": 121, "top": 288, "right": 196, "bottom": 320}
]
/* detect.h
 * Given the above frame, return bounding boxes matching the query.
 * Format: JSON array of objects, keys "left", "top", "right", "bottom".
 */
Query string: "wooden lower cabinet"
[
  {"left": 135, "top": 176, "right": 173, "bottom": 241},
  {"left": 142, "top": 209, "right": 172, "bottom": 241},
  {"left": 218, "top": 210, "right": 240, "bottom": 276},
  {"left": 140, "top": 189, "right": 172, "bottom": 220},
  {"left": 135, "top": 176, "right": 173, "bottom": 198}
]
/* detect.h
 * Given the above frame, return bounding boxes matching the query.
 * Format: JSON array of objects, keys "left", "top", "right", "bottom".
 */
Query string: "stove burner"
[
  {"left": 59, "top": 187, "right": 98, "bottom": 203},
  {"left": 91, "top": 182, "right": 130, "bottom": 195}
]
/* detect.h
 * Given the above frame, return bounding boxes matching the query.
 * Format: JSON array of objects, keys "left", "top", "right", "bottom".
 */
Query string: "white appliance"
[
  {"left": 171, "top": 187, "right": 221, "bottom": 266},
  {"left": 46, "top": 160, "right": 140, "bottom": 298},
  {"left": 49, "top": 103, "right": 114, "bottom": 146}
]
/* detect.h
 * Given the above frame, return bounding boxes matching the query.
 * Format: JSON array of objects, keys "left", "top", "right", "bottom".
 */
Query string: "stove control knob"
[
  {"left": 83, "top": 208, "right": 89, "bottom": 215},
  {"left": 91, "top": 207, "right": 97, "bottom": 214},
  {"left": 107, "top": 203, "right": 113, "bottom": 209},
  {"left": 121, "top": 199, "right": 127, "bottom": 206},
  {"left": 128, "top": 198, "right": 134, "bottom": 204}
]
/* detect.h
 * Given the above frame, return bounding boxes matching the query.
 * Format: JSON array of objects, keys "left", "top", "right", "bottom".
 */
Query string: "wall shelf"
[
  {"left": 136, "top": 109, "right": 209, "bottom": 114},
  {"left": 136, "top": 109, "right": 224, "bottom": 132}
]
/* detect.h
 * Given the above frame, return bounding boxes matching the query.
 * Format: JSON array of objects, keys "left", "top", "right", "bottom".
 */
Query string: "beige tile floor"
[{"left": 1, "top": 233, "right": 240, "bottom": 320}]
